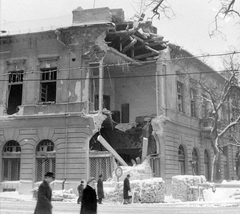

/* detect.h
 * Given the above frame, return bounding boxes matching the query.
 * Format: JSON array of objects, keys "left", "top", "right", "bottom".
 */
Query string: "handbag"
[{"left": 128, "top": 191, "right": 132, "bottom": 196}]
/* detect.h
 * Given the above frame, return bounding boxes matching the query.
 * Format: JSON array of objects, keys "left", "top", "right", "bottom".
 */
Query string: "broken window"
[
  {"left": 40, "top": 67, "right": 57, "bottom": 102},
  {"left": 190, "top": 88, "right": 197, "bottom": 117},
  {"left": 121, "top": 103, "right": 129, "bottom": 123},
  {"left": 7, "top": 70, "right": 23, "bottom": 115},
  {"left": 177, "top": 81, "right": 184, "bottom": 112},
  {"left": 95, "top": 95, "right": 110, "bottom": 110},
  {"left": 2, "top": 141, "right": 21, "bottom": 181},
  {"left": 88, "top": 63, "right": 100, "bottom": 111}
]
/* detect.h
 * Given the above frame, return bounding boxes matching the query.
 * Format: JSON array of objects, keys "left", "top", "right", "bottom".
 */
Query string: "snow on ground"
[
  {"left": 1, "top": 180, "right": 240, "bottom": 205},
  {"left": 0, "top": 191, "right": 32, "bottom": 201}
]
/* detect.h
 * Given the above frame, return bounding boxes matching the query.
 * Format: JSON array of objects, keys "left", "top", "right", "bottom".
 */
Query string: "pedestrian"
[
  {"left": 34, "top": 172, "right": 55, "bottom": 214},
  {"left": 80, "top": 177, "right": 97, "bottom": 214},
  {"left": 77, "top": 180, "right": 84, "bottom": 204},
  {"left": 97, "top": 174, "right": 104, "bottom": 204},
  {"left": 123, "top": 174, "right": 132, "bottom": 204}
]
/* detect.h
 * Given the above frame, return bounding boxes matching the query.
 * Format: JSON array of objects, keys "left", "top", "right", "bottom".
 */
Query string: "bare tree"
[
  {"left": 135, "top": 0, "right": 239, "bottom": 35},
  {"left": 172, "top": 48, "right": 240, "bottom": 181}
]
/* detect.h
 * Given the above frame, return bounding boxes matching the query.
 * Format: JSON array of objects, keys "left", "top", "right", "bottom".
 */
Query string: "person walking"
[
  {"left": 97, "top": 174, "right": 104, "bottom": 204},
  {"left": 34, "top": 172, "right": 55, "bottom": 214},
  {"left": 80, "top": 177, "right": 97, "bottom": 214},
  {"left": 77, "top": 181, "right": 84, "bottom": 204},
  {"left": 123, "top": 174, "right": 132, "bottom": 204}
]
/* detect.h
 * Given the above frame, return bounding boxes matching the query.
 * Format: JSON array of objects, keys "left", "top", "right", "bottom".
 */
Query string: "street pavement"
[{"left": 0, "top": 200, "right": 240, "bottom": 214}]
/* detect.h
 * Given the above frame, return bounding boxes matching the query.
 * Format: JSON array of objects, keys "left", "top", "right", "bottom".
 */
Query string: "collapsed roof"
[{"left": 72, "top": 7, "right": 168, "bottom": 61}]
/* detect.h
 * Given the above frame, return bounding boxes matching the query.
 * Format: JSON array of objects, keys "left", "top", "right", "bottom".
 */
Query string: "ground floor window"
[
  {"left": 2, "top": 158, "right": 20, "bottom": 181},
  {"left": 192, "top": 148, "right": 199, "bottom": 175},
  {"left": 178, "top": 145, "right": 186, "bottom": 175},
  {"left": 149, "top": 155, "right": 161, "bottom": 177},
  {"left": 2, "top": 140, "right": 21, "bottom": 181},
  {"left": 36, "top": 158, "right": 56, "bottom": 181},
  {"left": 204, "top": 150, "right": 210, "bottom": 180},
  {"left": 89, "top": 156, "right": 113, "bottom": 181},
  {"left": 36, "top": 140, "right": 56, "bottom": 181}
]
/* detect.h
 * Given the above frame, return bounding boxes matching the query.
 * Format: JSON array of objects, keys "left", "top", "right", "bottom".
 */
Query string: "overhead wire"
[{"left": 0, "top": 50, "right": 239, "bottom": 81}]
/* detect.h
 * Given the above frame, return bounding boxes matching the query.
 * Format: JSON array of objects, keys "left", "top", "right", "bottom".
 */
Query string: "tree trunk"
[{"left": 210, "top": 138, "right": 220, "bottom": 182}]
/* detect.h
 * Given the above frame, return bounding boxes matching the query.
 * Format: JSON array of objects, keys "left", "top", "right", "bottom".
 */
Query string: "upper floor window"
[
  {"left": 177, "top": 81, "right": 184, "bottom": 112},
  {"left": 190, "top": 88, "right": 197, "bottom": 117},
  {"left": 9, "top": 70, "right": 24, "bottom": 83},
  {"left": 37, "top": 55, "right": 59, "bottom": 103},
  {"left": 40, "top": 67, "right": 57, "bottom": 102},
  {"left": 7, "top": 63, "right": 25, "bottom": 115},
  {"left": 202, "top": 94, "right": 208, "bottom": 118}
]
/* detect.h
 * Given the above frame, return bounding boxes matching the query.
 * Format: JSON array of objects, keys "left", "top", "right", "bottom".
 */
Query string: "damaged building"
[{"left": 0, "top": 7, "right": 239, "bottom": 194}]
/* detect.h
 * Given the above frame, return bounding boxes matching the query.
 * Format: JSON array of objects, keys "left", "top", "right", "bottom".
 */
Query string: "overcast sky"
[{"left": 0, "top": 0, "right": 239, "bottom": 70}]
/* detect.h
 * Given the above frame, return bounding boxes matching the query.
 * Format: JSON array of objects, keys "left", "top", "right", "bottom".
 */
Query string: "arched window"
[
  {"left": 178, "top": 145, "right": 186, "bottom": 175},
  {"left": 204, "top": 150, "right": 210, "bottom": 180},
  {"left": 192, "top": 148, "right": 199, "bottom": 175},
  {"left": 36, "top": 140, "right": 56, "bottom": 181},
  {"left": 2, "top": 141, "right": 21, "bottom": 181}
]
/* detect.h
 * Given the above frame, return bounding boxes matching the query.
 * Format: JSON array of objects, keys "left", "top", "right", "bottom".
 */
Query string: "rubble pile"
[
  {"left": 140, "top": 178, "right": 165, "bottom": 203},
  {"left": 172, "top": 175, "right": 206, "bottom": 202},
  {"left": 105, "top": 178, "right": 165, "bottom": 203},
  {"left": 52, "top": 189, "right": 77, "bottom": 202},
  {"left": 111, "top": 159, "right": 153, "bottom": 182}
]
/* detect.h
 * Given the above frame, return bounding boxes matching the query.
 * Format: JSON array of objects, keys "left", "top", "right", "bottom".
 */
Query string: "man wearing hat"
[
  {"left": 34, "top": 172, "right": 55, "bottom": 214},
  {"left": 80, "top": 177, "right": 97, "bottom": 214},
  {"left": 123, "top": 174, "right": 132, "bottom": 204}
]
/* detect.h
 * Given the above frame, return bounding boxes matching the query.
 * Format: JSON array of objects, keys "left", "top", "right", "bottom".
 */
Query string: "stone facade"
[{"left": 0, "top": 7, "right": 239, "bottom": 195}]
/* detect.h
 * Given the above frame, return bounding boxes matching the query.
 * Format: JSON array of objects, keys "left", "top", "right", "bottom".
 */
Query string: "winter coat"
[
  {"left": 123, "top": 177, "right": 131, "bottom": 199},
  {"left": 34, "top": 180, "right": 52, "bottom": 214},
  {"left": 80, "top": 185, "right": 97, "bottom": 214},
  {"left": 78, "top": 184, "right": 84, "bottom": 197},
  {"left": 97, "top": 179, "right": 104, "bottom": 199}
]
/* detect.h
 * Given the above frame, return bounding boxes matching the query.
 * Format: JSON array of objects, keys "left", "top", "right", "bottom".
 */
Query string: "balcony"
[{"left": 200, "top": 118, "right": 214, "bottom": 132}]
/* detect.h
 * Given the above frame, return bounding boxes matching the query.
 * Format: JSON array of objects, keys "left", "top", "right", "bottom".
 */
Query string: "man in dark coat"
[
  {"left": 97, "top": 174, "right": 104, "bottom": 204},
  {"left": 123, "top": 174, "right": 132, "bottom": 204},
  {"left": 77, "top": 181, "right": 84, "bottom": 204},
  {"left": 80, "top": 177, "right": 97, "bottom": 214},
  {"left": 34, "top": 172, "right": 55, "bottom": 214}
]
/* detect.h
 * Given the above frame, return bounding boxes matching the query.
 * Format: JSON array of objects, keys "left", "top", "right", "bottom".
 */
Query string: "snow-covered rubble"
[
  {"left": 172, "top": 175, "right": 207, "bottom": 202},
  {"left": 52, "top": 189, "right": 77, "bottom": 202},
  {"left": 105, "top": 178, "right": 165, "bottom": 203},
  {"left": 110, "top": 159, "right": 153, "bottom": 182}
]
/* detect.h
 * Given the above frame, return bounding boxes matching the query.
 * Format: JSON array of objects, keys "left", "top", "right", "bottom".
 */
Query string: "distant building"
[{"left": 0, "top": 7, "right": 239, "bottom": 194}]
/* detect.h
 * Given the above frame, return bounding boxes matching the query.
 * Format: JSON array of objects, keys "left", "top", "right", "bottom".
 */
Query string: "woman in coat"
[
  {"left": 80, "top": 177, "right": 97, "bottom": 214},
  {"left": 34, "top": 172, "right": 55, "bottom": 214},
  {"left": 97, "top": 174, "right": 104, "bottom": 204},
  {"left": 123, "top": 174, "right": 132, "bottom": 204}
]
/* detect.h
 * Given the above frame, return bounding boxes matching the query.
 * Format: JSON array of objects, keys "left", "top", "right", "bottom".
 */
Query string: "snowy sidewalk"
[{"left": 1, "top": 191, "right": 240, "bottom": 207}]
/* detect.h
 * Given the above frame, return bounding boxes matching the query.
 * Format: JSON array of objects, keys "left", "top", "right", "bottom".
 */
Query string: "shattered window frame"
[{"left": 40, "top": 67, "right": 57, "bottom": 102}]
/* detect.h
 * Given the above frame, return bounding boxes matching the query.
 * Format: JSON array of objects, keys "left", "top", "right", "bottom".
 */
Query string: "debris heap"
[
  {"left": 105, "top": 178, "right": 165, "bottom": 203},
  {"left": 172, "top": 175, "right": 206, "bottom": 202},
  {"left": 52, "top": 189, "right": 77, "bottom": 202}
]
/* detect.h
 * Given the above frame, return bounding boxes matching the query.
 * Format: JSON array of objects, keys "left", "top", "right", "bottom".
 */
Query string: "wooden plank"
[
  {"left": 121, "top": 37, "right": 137, "bottom": 53},
  {"left": 141, "top": 137, "right": 148, "bottom": 161},
  {"left": 97, "top": 135, "right": 128, "bottom": 166},
  {"left": 134, "top": 52, "right": 158, "bottom": 59}
]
